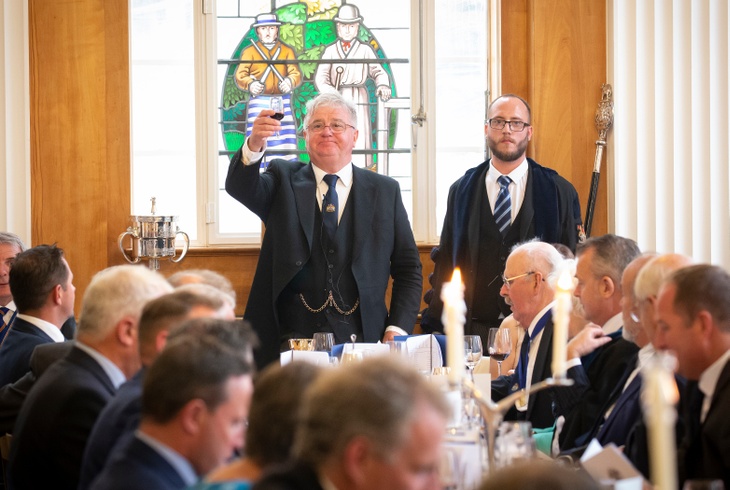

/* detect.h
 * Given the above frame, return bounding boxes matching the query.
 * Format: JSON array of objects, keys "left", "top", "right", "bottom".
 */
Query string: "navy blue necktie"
[
  {"left": 494, "top": 175, "right": 512, "bottom": 236},
  {"left": 322, "top": 174, "right": 339, "bottom": 242},
  {"left": 516, "top": 311, "right": 551, "bottom": 389}
]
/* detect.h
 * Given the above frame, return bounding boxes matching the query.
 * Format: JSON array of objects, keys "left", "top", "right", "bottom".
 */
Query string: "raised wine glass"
[
  {"left": 487, "top": 327, "right": 511, "bottom": 377},
  {"left": 464, "top": 335, "right": 483, "bottom": 379},
  {"left": 270, "top": 96, "right": 284, "bottom": 136}
]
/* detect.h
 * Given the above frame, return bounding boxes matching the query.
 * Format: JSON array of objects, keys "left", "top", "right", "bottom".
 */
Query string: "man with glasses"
[
  {"left": 552, "top": 234, "right": 640, "bottom": 452},
  {"left": 226, "top": 92, "right": 422, "bottom": 369},
  {"left": 491, "top": 241, "right": 565, "bottom": 429},
  {"left": 423, "top": 94, "right": 582, "bottom": 345}
]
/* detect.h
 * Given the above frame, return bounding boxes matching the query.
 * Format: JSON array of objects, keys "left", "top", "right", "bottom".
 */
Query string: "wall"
[
  {"left": 28, "top": 0, "right": 607, "bottom": 318},
  {"left": 501, "top": 0, "right": 609, "bottom": 239}
]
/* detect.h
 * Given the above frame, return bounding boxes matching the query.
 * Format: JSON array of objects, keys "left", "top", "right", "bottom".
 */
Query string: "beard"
[{"left": 488, "top": 135, "right": 529, "bottom": 162}]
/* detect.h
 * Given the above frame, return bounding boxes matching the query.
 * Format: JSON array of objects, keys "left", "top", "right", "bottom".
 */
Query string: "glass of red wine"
[
  {"left": 487, "top": 327, "right": 511, "bottom": 377},
  {"left": 270, "top": 96, "right": 284, "bottom": 136}
]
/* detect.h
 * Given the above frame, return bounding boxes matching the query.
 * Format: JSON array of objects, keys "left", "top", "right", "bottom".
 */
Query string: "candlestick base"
[{"left": 462, "top": 377, "right": 574, "bottom": 473}]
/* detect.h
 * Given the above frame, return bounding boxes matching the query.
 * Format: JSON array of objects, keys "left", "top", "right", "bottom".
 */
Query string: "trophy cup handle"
[
  {"left": 118, "top": 230, "right": 141, "bottom": 264},
  {"left": 171, "top": 230, "right": 190, "bottom": 263}
]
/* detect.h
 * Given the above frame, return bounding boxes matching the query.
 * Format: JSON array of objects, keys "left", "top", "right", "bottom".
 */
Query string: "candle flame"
[
  {"left": 557, "top": 269, "right": 573, "bottom": 291},
  {"left": 452, "top": 268, "right": 462, "bottom": 284}
]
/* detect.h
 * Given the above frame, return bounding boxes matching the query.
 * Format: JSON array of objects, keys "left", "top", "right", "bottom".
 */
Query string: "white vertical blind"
[
  {"left": 609, "top": 0, "right": 730, "bottom": 269},
  {"left": 0, "top": 0, "right": 31, "bottom": 241}
]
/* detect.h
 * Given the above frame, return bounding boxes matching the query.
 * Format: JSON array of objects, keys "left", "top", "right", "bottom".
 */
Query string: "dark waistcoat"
[{"left": 277, "top": 198, "right": 362, "bottom": 346}]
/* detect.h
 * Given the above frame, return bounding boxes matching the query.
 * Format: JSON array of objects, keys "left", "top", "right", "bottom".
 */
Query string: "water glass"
[
  {"left": 495, "top": 421, "right": 535, "bottom": 468},
  {"left": 386, "top": 340, "right": 408, "bottom": 359},
  {"left": 312, "top": 332, "right": 335, "bottom": 355}
]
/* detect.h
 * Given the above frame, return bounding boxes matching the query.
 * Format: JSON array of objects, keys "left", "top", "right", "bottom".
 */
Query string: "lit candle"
[
  {"left": 441, "top": 268, "right": 466, "bottom": 385},
  {"left": 551, "top": 268, "right": 572, "bottom": 379},
  {"left": 641, "top": 352, "right": 679, "bottom": 490},
  {"left": 643, "top": 353, "right": 679, "bottom": 490}
]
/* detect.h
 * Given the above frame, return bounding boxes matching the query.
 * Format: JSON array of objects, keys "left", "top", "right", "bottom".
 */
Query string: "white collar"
[
  {"left": 74, "top": 341, "right": 127, "bottom": 389},
  {"left": 15, "top": 314, "right": 65, "bottom": 342},
  {"left": 487, "top": 157, "right": 528, "bottom": 184},
  {"left": 602, "top": 312, "right": 624, "bottom": 335},
  {"left": 312, "top": 163, "right": 353, "bottom": 188}
]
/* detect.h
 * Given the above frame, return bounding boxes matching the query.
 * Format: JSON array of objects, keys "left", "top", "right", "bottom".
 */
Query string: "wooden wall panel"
[
  {"left": 29, "top": 0, "right": 129, "bottom": 314},
  {"left": 500, "top": 0, "right": 608, "bottom": 238}
]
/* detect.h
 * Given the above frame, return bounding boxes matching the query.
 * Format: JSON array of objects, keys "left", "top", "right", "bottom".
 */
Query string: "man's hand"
[
  {"left": 382, "top": 331, "right": 398, "bottom": 343},
  {"left": 566, "top": 323, "right": 612, "bottom": 359},
  {"left": 278, "top": 78, "right": 292, "bottom": 94},
  {"left": 246, "top": 109, "right": 281, "bottom": 152}
]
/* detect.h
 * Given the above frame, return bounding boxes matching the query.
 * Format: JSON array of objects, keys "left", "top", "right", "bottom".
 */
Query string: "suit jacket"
[
  {"left": 226, "top": 155, "right": 422, "bottom": 368},
  {"left": 491, "top": 317, "right": 557, "bottom": 429},
  {"left": 0, "top": 340, "right": 72, "bottom": 434},
  {"left": 554, "top": 330, "right": 639, "bottom": 451},
  {"left": 422, "top": 158, "right": 582, "bottom": 333},
  {"left": 679, "top": 359, "right": 730, "bottom": 487},
  {"left": 253, "top": 460, "right": 324, "bottom": 490},
  {"left": 0, "top": 317, "right": 55, "bottom": 386},
  {"left": 79, "top": 368, "right": 144, "bottom": 490},
  {"left": 89, "top": 434, "right": 188, "bottom": 490},
  {"left": 8, "top": 345, "right": 117, "bottom": 490}
]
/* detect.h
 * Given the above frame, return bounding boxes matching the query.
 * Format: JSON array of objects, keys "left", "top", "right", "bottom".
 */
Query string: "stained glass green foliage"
[{"left": 220, "top": 3, "right": 398, "bottom": 161}]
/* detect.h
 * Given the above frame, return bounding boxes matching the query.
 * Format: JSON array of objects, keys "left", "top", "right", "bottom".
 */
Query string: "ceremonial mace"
[{"left": 584, "top": 84, "right": 614, "bottom": 238}]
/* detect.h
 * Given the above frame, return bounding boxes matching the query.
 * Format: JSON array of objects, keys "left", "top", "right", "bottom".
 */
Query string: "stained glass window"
[{"left": 130, "top": 0, "right": 489, "bottom": 244}]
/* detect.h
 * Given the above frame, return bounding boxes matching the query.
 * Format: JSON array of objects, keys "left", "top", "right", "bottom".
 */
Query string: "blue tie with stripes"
[{"left": 495, "top": 175, "right": 512, "bottom": 236}]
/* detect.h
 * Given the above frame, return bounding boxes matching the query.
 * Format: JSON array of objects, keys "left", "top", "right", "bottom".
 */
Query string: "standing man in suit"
[
  {"left": 254, "top": 357, "right": 449, "bottom": 490},
  {"left": 0, "top": 232, "right": 26, "bottom": 345},
  {"left": 0, "top": 244, "right": 75, "bottom": 386},
  {"left": 8, "top": 265, "right": 173, "bottom": 490},
  {"left": 422, "top": 94, "right": 582, "bottom": 342},
  {"left": 226, "top": 92, "right": 422, "bottom": 368},
  {"left": 655, "top": 264, "right": 730, "bottom": 487},
  {"left": 90, "top": 318, "right": 256, "bottom": 490},
  {"left": 552, "top": 234, "right": 641, "bottom": 452},
  {"left": 491, "top": 241, "right": 565, "bottom": 429}
]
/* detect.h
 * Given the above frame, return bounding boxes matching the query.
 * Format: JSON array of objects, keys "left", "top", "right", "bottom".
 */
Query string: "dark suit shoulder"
[
  {"left": 90, "top": 436, "right": 186, "bottom": 490},
  {"left": 253, "top": 461, "right": 323, "bottom": 490}
]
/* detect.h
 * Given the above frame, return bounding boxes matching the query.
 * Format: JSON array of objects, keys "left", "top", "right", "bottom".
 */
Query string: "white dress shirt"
[{"left": 485, "top": 157, "right": 529, "bottom": 223}]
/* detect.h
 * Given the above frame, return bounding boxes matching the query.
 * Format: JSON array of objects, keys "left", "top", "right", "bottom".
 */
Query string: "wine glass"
[
  {"left": 269, "top": 96, "right": 284, "bottom": 136},
  {"left": 464, "top": 335, "right": 483, "bottom": 379},
  {"left": 487, "top": 327, "right": 511, "bottom": 377},
  {"left": 312, "top": 332, "right": 335, "bottom": 356}
]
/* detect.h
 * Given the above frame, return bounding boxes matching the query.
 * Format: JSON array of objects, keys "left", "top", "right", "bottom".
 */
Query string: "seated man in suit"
[
  {"left": 0, "top": 341, "right": 72, "bottom": 434},
  {"left": 8, "top": 265, "right": 173, "bottom": 490},
  {"left": 90, "top": 318, "right": 257, "bottom": 490},
  {"left": 0, "top": 232, "right": 26, "bottom": 345},
  {"left": 491, "top": 240, "right": 566, "bottom": 429},
  {"left": 655, "top": 264, "right": 730, "bottom": 487},
  {"left": 79, "top": 284, "right": 236, "bottom": 489},
  {"left": 254, "top": 357, "right": 449, "bottom": 490},
  {"left": 0, "top": 244, "right": 75, "bottom": 386},
  {"left": 166, "top": 268, "right": 237, "bottom": 307},
  {"left": 559, "top": 253, "right": 657, "bottom": 456},
  {"left": 552, "top": 234, "right": 641, "bottom": 452},
  {"left": 620, "top": 253, "right": 693, "bottom": 477}
]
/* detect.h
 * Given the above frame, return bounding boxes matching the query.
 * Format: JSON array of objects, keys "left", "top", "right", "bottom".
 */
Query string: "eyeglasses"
[
  {"left": 307, "top": 120, "right": 356, "bottom": 133},
  {"left": 487, "top": 118, "right": 530, "bottom": 132},
  {"left": 501, "top": 271, "right": 536, "bottom": 288}
]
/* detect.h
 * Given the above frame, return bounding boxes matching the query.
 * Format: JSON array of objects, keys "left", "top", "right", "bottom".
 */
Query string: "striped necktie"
[
  {"left": 495, "top": 175, "right": 512, "bottom": 236},
  {"left": 0, "top": 306, "right": 11, "bottom": 345}
]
